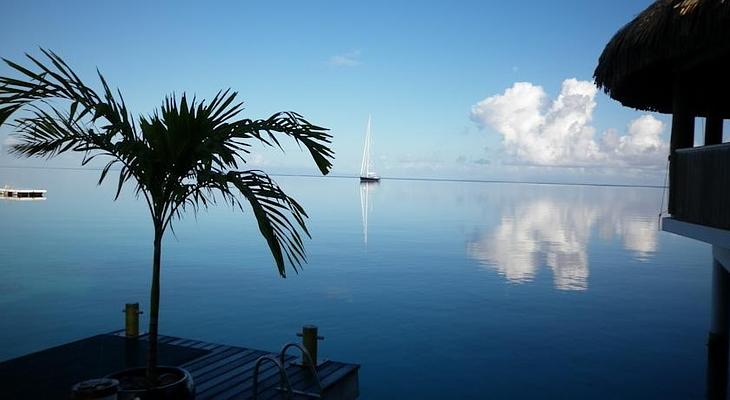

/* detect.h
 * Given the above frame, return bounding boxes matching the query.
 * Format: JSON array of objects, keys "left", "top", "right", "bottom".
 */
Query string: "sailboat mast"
[
  {"left": 360, "top": 115, "right": 371, "bottom": 176},
  {"left": 366, "top": 116, "right": 372, "bottom": 175}
]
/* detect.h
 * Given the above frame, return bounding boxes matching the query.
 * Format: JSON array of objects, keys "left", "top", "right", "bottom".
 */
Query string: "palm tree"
[{"left": 0, "top": 49, "right": 334, "bottom": 382}]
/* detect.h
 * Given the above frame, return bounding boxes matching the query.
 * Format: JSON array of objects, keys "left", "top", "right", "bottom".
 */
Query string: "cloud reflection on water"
[{"left": 467, "top": 187, "right": 660, "bottom": 291}]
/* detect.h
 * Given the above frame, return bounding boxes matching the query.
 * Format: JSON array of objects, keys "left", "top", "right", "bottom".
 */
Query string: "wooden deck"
[{"left": 0, "top": 331, "right": 359, "bottom": 400}]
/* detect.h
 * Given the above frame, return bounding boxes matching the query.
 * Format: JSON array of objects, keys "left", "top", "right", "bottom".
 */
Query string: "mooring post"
[
  {"left": 708, "top": 247, "right": 730, "bottom": 399},
  {"left": 123, "top": 303, "right": 142, "bottom": 338},
  {"left": 297, "top": 325, "right": 324, "bottom": 367}
]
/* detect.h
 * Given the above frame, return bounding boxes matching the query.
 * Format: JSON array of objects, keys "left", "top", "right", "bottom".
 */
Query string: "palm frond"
[
  {"left": 0, "top": 50, "right": 335, "bottom": 380},
  {"left": 0, "top": 49, "right": 143, "bottom": 191},
  {"left": 161, "top": 168, "right": 310, "bottom": 277},
  {"left": 232, "top": 112, "right": 334, "bottom": 175},
  {"left": 0, "top": 50, "right": 333, "bottom": 276},
  {"left": 229, "top": 170, "right": 310, "bottom": 277}
]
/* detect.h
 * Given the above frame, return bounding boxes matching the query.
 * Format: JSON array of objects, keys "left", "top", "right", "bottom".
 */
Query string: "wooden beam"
[
  {"left": 671, "top": 113, "right": 695, "bottom": 151},
  {"left": 670, "top": 77, "right": 695, "bottom": 151},
  {"left": 669, "top": 77, "right": 695, "bottom": 214},
  {"left": 706, "top": 116, "right": 724, "bottom": 146}
]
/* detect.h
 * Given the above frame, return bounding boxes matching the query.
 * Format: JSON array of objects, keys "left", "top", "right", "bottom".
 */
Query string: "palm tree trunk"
[{"left": 146, "top": 221, "right": 163, "bottom": 381}]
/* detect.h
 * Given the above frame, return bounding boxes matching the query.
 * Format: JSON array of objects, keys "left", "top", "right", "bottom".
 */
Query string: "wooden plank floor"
[
  {"left": 0, "top": 330, "right": 359, "bottom": 400},
  {"left": 118, "top": 331, "right": 360, "bottom": 400}
]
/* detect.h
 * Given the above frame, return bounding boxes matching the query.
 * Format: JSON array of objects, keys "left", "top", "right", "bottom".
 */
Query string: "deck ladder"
[{"left": 252, "top": 343, "right": 323, "bottom": 399}]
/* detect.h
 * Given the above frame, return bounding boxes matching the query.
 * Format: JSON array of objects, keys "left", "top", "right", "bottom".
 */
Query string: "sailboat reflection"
[
  {"left": 360, "top": 181, "right": 378, "bottom": 244},
  {"left": 467, "top": 190, "right": 659, "bottom": 291}
]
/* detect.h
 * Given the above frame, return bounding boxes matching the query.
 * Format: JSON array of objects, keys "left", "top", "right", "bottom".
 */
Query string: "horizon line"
[{"left": 0, "top": 164, "right": 666, "bottom": 190}]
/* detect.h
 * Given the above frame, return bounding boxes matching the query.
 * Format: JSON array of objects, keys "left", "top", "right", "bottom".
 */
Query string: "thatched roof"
[{"left": 594, "top": 0, "right": 730, "bottom": 117}]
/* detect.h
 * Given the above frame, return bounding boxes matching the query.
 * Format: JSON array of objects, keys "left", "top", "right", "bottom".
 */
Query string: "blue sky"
[{"left": 1, "top": 0, "right": 675, "bottom": 184}]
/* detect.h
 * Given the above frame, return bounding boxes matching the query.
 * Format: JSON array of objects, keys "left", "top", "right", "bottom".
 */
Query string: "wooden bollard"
[
  {"left": 123, "top": 303, "right": 142, "bottom": 338},
  {"left": 296, "top": 325, "right": 324, "bottom": 367}
]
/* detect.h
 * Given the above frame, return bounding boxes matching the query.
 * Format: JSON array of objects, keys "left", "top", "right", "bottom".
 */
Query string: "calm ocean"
[{"left": 0, "top": 169, "right": 712, "bottom": 398}]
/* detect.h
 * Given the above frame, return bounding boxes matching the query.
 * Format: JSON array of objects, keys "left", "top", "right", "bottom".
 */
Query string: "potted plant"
[{"left": 0, "top": 50, "right": 334, "bottom": 398}]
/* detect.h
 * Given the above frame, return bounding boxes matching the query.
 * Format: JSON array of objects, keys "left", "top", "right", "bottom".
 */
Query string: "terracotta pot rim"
[{"left": 106, "top": 366, "right": 191, "bottom": 392}]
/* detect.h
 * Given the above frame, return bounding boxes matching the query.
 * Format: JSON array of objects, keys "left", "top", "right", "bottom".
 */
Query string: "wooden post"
[
  {"left": 670, "top": 113, "right": 695, "bottom": 151},
  {"left": 708, "top": 247, "right": 730, "bottom": 399},
  {"left": 668, "top": 77, "right": 695, "bottom": 214},
  {"left": 124, "top": 303, "right": 141, "bottom": 338},
  {"left": 705, "top": 115, "right": 723, "bottom": 146},
  {"left": 297, "top": 325, "right": 324, "bottom": 367}
]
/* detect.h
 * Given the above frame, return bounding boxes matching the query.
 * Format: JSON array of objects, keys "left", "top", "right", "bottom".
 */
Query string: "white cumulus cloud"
[
  {"left": 470, "top": 79, "right": 668, "bottom": 168},
  {"left": 600, "top": 115, "right": 667, "bottom": 167},
  {"left": 2, "top": 137, "right": 19, "bottom": 151},
  {"left": 247, "top": 152, "right": 269, "bottom": 166},
  {"left": 328, "top": 50, "right": 361, "bottom": 67}
]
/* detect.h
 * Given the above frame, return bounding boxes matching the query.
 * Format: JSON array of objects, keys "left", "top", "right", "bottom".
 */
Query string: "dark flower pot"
[{"left": 106, "top": 366, "right": 195, "bottom": 400}]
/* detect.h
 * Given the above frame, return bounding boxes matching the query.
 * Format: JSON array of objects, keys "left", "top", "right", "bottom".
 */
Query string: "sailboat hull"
[{"left": 360, "top": 176, "right": 380, "bottom": 182}]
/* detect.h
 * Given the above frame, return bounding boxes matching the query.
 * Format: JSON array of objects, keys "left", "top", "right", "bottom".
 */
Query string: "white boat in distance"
[{"left": 360, "top": 115, "right": 380, "bottom": 182}]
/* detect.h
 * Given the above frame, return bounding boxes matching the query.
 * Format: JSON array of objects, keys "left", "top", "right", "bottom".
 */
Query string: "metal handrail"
[
  {"left": 252, "top": 355, "right": 292, "bottom": 400},
  {"left": 279, "top": 343, "right": 323, "bottom": 396}
]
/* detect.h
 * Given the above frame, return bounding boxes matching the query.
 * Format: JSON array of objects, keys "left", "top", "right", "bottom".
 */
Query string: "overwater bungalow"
[{"left": 595, "top": 0, "right": 730, "bottom": 397}]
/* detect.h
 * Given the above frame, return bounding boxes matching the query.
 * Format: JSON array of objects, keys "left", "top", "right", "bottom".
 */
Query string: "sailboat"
[{"left": 359, "top": 115, "right": 380, "bottom": 182}]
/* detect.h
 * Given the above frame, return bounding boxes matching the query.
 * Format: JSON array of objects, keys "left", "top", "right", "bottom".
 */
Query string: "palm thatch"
[{"left": 594, "top": 0, "right": 730, "bottom": 117}]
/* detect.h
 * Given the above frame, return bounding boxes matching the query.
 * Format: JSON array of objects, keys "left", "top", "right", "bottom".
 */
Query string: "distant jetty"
[{"left": 0, "top": 186, "right": 47, "bottom": 200}]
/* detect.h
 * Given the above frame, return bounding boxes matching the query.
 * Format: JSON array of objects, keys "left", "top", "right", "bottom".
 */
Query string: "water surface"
[{"left": 0, "top": 169, "right": 712, "bottom": 398}]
